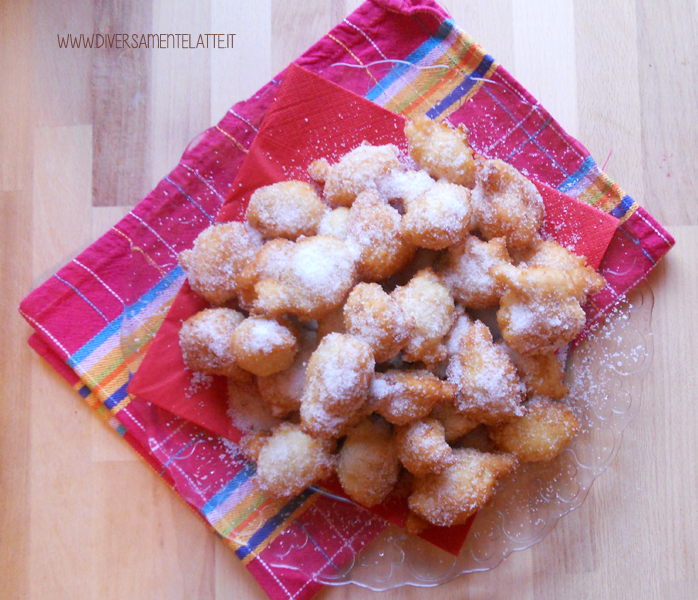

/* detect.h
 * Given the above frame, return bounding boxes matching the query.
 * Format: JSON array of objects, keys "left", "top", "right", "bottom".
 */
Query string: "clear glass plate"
[
  {"left": 263, "top": 280, "right": 654, "bottom": 589},
  {"left": 116, "top": 174, "right": 654, "bottom": 592}
]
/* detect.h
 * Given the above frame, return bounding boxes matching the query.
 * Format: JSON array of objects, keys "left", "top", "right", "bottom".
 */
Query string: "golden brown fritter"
[
  {"left": 401, "top": 181, "right": 473, "bottom": 250},
  {"left": 236, "top": 238, "right": 295, "bottom": 310},
  {"left": 404, "top": 116, "right": 476, "bottom": 188},
  {"left": 408, "top": 447, "right": 518, "bottom": 527},
  {"left": 505, "top": 346, "right": 569, "bottom": 400},
  {"left": 395, "top": 418, "right": 455, "bottom": 476},
  {"left": 345, "top": 190, "right": 416, "bottom": 281},
  {"left": 230, "top": 316, "right": 298, "bottom": 377},
  {"left": 487, "top": 397, "right": 580, "bottom": 462},
  {"left": 254, "top": 423, "right": 335, "bottom": 499},
  {"left": 446, "top": 320, "right": 525, "bottom": 425},
  {"left": 309, "top": 143, "right": 402, "bottom": 207},
  {"left": 250, "top": 235, "right": 358, "bottom": 321},
  {"left": 246, "top": 181, "right": 327, "bottom": 239},
  {"left": 369, "top": 369, "right": 457, "bottom": 425},
  {"left": 343, "top": 282, "right": 411, "bottom": 363},
  {"left": 179, "top": 222, "right": 263, "bottom": 305},
  {"left": 471, "top": 158, "right": 544, "bottom": 251},
  {"left": 391, "top": 268, "right": 456, "bottom": 364},
  {"left": 492, "top": 263, "right": 604, "bottom": 355},
  {"left": 429, "top": 400, "right": 479, "bottom": 442},
  {"left": 179, "top": 307, "right": 248, "bottom": 380},
  {"left": 337, "top": 418, "right": 400, "bottom": 507},
  {"left": 300, "top": 333, "right": 375, "bottom": 439},
  {"left": 317, "top": 206, "right": 350, "bottom": 239},
  {"left": 439, "top": 235, "right": 512, "bottom": 309},
  {"left": 257, "top": 329, "right": 318, "bottom": 417}
]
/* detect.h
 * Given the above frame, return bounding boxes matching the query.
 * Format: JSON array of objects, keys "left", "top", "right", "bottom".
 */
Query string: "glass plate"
[
  {"left": 117, "top": 185, "right": 654, "bottom": 592},
  {"left": 263, "top": 280, "right": 654, "bottom": 589}
]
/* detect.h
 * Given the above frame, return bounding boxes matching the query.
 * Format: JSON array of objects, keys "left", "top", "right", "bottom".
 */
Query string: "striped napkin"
[{"left": 19, "top": 1, "right": 674, "bottom": 598}]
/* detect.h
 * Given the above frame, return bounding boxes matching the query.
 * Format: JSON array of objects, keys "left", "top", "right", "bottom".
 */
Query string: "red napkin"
[
  {"left": 216, "top": 66, "right": 409, "bottom": 223},
  {"left": 128, "top": 64, "right": 620, "bottom": 556},
  {"left": 536, "top": 180, "right": 618, "bottom": 270}
]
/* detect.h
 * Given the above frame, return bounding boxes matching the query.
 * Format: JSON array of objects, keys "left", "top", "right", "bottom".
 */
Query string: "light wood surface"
[{"left": 1, "top": 1, "right": 697, "bottom": 599}]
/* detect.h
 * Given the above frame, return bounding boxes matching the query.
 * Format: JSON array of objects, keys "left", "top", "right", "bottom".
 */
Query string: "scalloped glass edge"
[
  {"left": 118, "top": 231, "right": 654, "bottom": 590},
  {"left": 268, "top": 280, "right": 654, "bottom": 590}
]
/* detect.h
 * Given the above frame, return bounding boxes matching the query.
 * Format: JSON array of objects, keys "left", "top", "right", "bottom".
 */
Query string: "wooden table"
[{"left": 2, "top": 0, "right": 696, "bottom": 598}]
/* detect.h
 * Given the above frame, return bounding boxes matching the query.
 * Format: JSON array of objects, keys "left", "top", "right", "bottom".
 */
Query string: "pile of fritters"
[{"left": 177, "top": 115, "right": 604, "bottom": 529}]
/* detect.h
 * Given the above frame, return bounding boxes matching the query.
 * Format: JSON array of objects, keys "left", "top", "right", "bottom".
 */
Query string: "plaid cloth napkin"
[{"left": 19, "top": 1, "right": 674, "bottom": 598}]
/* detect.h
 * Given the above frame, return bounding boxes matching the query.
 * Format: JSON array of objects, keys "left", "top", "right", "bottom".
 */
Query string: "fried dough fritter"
[
  {"left": 446, "top": 320, "right": 525, "bottom": 425},
  {"left": 369, "top": 369, "right": 457, "bottom": 425},
  {"left": 505, "top": 345, "right": 569, "bottom": 400},
  {"left": 179, "top": 222, "right": 263, "bottom": 306},
  {"left": 429, "top": 400, "right": 479, "bottom": 442},
  {"left": 401, "top": 181, "right": 473, "bottom": 250},
  {"left": 487, "top": 397, "right": 580, "bottom": 462},
  {"left": 179, "top": 307, "right": 248, "bottom": 380},
  {"left": 255, "top": 423, "right": 335, "bottom": 499},
  {"left": 257, "top": 328, "right": 318, "bottom": 417},
  {"left": 515, "top": 238, "right": 606, "bottom": 302},
  {"left": 246, "top": 181, "right": 328, "bottom": 240},
  {"left": 377, "top": 169, "right": 435, "bottom": 207},
  {"left": 300, "top": 333, "right": 375, "bottom": 439},
  {"left": 317, "top": 206, "right": 350, "bottom": 240},
  {"left": 439, "top": 235, "right": 512, "bottom": 309},
  {"left": 471, "top": 158, "right": 544, "bottom": 251},
  {"left": 337, "top": 418, "right": 400, "bottom": 507},
  {"left": 408, "top": 447, "right": 518, "bottom": 527},
  {"left": 235, "top": 238, "right": 295, "bottom": 311},
  {"left": 346, "top": 190, "right": 416, "bottom": 281},
  {"left": 404, "top": 116, "right": 476, "bottom": 188},
  {"left": 343, "top": 282, "right": 411, "bottom": 363},
  {"left": 391, "top": 267, "right": 456, "bottom": 364},
  {"left": 248, "top": 235, "right": 357, "bottom": 321},
  {"left": 395, "top": 418, "right": 455, "bottom": 476},
  {"left": 230, "top": 316, "right": 298, "bottom": 377},
  {"left": 491, "top": 263, "right": 604, "bottom": 355},
  {"left": 309, "top": 143, "right": 403, "bottom": 207}
]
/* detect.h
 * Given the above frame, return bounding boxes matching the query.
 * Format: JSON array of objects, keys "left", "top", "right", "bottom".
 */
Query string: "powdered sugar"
[
  {"left": 291, "top": 238, "right": 355, "bottom": 297},
  {"left": 227, "top": 379, "right": 281, "bottom": 432},
  {"left": 377, "top": 169, "right": 435, "bottom": 206},
  {"left": 236, "top": 318, "right": 289, "bottom": 354}
]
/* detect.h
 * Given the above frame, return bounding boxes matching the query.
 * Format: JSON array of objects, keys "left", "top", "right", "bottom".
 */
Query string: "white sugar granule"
[
  {"left": 319, "top": 343, "right": 364, "bottom": 401},
  {"left": 291, "top": 240, "right": 354, "bottom": 296},
  {"left": 227, "top": 379, "right": 279, "bottom": 432},
  {"left": 187, "top": 372, "right": 213, "bottom": 396},
  {"left": 238, "top": 319, "right": 288, "bottom": 354},
  {"left": 317, "top": 207, "right": 350, "bottom": 239},
  {"left": 416, "top": 183, "right": 470, "bottom": 233},
  {"left": 445, "top": 314, "right": 473, "bottom": 356},
  {"left": 369, "top": 374, "right": 404, "bottom": 401},
  {"left": 378, "top": 169, "right": 435, "bottom": 205}
]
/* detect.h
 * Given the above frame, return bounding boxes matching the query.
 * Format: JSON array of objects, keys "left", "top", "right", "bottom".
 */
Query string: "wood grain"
[
  {"left": 92, "top": 0, "right": 153, "bottom": 206},
  {"left": 575, "top": 0, "right": 644, "bottom": 205},
  {"left": 1, "top": 1, "right": 697, "bottom": 599},
  {"left": 637, "top": 0, "right": 698, "bottom": 226}
]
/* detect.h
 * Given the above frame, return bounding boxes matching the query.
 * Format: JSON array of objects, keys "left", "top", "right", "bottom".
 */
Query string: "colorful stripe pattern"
[
  {"left": 365, "top": 18, "right": 636, "bottom": 223},
  {"left": 20, "top": 2, "right": 673, "bottom": 599},
  {"left": 366, "top": 19, "right": 497, "bottom": 120}
]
